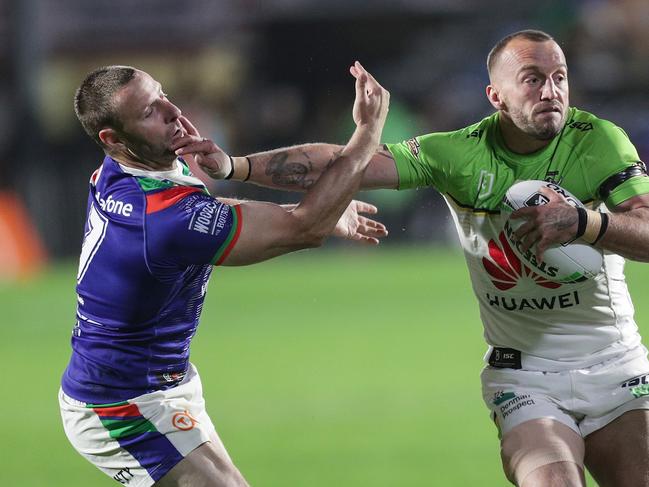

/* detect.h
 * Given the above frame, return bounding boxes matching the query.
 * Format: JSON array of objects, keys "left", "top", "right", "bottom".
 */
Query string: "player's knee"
[{"left": 501, "top": 419, "right": 584, "bottom": 486}]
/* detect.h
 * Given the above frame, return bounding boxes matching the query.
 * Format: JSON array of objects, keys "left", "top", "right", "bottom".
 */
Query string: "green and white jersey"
[{"left": 387, "top": 107, "right": 649, "bottom": 370}]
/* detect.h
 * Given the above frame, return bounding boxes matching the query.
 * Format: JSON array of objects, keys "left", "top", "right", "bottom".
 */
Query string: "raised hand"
[
  {"left": 349, "top": 61, "right": 390, "bottom": 140},
  {"left": 510, "top": 186, "right": 579, "bottom": 260},
  {"left": 171, "top": 116, "right": 233, "bottom": 179},
  {"left": 332, "top": 200, "right": 389, "bottom": 244}
]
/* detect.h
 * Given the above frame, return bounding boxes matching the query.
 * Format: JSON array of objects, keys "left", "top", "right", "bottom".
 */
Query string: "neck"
[
  {"left": 109, "top": 148, "right": 176, "bottom": 172},
  {"left": 498, "top": 114, "right": 553, "bottom": 154}
]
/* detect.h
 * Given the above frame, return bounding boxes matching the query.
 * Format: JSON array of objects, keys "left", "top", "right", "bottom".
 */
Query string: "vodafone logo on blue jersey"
[{"left": 96, "top": 192, "right": 133, "bottom": 217}]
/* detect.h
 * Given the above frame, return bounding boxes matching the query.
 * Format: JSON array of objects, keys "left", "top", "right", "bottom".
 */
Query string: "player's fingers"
[
  {"left": 171, "top": 134, "right": 204, "bottom": 151},
  {"left": 362, "top": 219, "right": 388, "bottom": 235},
  {"left": 353, "top": 61, "right": 379, "bottom": 97},
  {"left": 520, "top": 230, "right": 541, "bottom": 253},
  {"left": 353, "top": 200, "right": 378, "bottom": 215},
  {"left": 512, "top": 219, "right": 536, "bottom": 240},
  {"left": 539, "top": 185, "right": 564, "bottom": 202},
  {"left": 354, "top": 233, "right": 380, "bottom": 245},
  {"left": 355, "top": 71, "right": 368, "bottom": 100},
  {"left": 535, "top": 239, "right": 549, "bottom": 261},
  {"left": 175, "top": 139, "right": 216, "bottom": 156},
  {"left": 509, "top": 207, "right": 536, "bottom": 220},
  {"left": 179, "top": 116, "right": 200, "bottom": 137},
  {"left": 357, "top": 218, "right": 388, "bottom": 236}
]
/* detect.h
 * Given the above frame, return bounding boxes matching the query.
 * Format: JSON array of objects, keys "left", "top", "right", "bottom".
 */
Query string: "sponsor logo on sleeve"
[
  {"left": 188, "top": 202, "right": 228, "bottom": 236},
  {"left": 406, "top": 137, "right": 421, "bottom": 158}
]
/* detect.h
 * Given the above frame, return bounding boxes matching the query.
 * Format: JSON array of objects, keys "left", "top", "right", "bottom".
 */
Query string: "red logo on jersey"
[{"left": 482, "top": 232, "right": 561, "bottom": 290}]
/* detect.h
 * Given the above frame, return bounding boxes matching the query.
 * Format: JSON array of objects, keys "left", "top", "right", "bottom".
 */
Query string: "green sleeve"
[
  {"left": 580, "top": 121, "right": 649, "bottom": 206},
  {"left": 386, "top": 132, "right": 458, "bottom": 192}
]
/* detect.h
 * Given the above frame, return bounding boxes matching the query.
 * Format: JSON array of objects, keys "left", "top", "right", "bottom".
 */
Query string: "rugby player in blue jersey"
[{"left": 59, "top": 61, "right": 389, "bottom": 487}]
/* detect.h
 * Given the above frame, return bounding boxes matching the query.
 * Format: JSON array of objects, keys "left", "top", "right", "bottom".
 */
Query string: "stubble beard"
[
  {"left": 511, "top": 107, "right": 565, "bottom": 141},
  {"left": 121, "top": 132, "right": 176, "bottom": 167}
]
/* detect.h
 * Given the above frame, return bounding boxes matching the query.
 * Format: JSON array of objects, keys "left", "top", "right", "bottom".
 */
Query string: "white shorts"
[
  {"left": 59, "top": 364, "right": 227, "bottom": 487},
  {"left": 481, "top": 346, "right": 649, "bottom": 438}
]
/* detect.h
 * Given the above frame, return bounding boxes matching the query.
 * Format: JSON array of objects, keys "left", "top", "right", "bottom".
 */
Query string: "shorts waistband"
[{"left": 484, "top": 344, "right": 648, "bottom": 372}]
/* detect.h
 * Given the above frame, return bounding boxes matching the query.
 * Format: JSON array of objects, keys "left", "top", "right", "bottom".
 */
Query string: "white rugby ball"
[{"left": 501, "top": 180, "right": 603, "bottom": 283}]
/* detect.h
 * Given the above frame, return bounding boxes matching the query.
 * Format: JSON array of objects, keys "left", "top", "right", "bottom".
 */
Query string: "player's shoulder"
[
  {"left": 410, "top": 113, "right": 497, "bottom": 157},
  {"left": 563, "top": 107, "right": 632, "bottom": 148},
  {"left": 91, "top": 157, "right": 145, "bottom": 222},
  {"left": 137, "top": 177, "right": 207, "bottom": 217}
]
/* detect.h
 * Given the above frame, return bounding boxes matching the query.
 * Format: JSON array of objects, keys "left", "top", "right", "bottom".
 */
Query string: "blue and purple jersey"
[{"left": 61, "top": 156, "right": 241, "bottom": 403}]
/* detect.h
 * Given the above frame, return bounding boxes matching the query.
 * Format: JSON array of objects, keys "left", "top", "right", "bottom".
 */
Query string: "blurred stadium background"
[{"left": 2, "top": 1, "right": 649, "bottom": 485}]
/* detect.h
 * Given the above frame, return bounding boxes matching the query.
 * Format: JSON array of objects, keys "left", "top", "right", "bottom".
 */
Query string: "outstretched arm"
[
  {"left": 174, "top": 62, "right": 390, "bottom": 266},
  {"left": 241, "top": 143, "right": 398, "bottom": 191},
  {"left": 174, "top": 117, "right": 398, "bottom": 192}
]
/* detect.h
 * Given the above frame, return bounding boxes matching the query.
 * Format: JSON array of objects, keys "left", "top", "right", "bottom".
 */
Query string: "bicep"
[
  {"left": 361, "top": 146, "right": 399, "bottom": 190},
  {"left": 610, "top": 193, "right": 649, "bottom": 213},
  {"left": 220, "top": 202, "right": 311, "bottom": 266}
]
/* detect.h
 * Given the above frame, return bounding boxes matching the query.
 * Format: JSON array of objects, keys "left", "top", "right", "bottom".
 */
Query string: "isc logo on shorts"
[
  {"left": 621, "top": 374, "right": 649, "bottom": 398},
  {"left": 621, "top": 374, "right": 649, "bottom": 388}
]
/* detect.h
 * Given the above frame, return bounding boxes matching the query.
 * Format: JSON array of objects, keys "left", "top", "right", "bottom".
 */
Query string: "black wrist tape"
[
  {"left": 575, "top": 207, "right": 588, "bottom": 239},
  {"left": 593, "top": 212, "right": 609, "bottom": 244}
]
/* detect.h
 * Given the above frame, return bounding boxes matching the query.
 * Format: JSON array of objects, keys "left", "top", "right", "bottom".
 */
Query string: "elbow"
[
  {"left": 299, "top": 229, "right": 327, "bottom": 249},
  {"left": 287, "top": 212, "right": 329, "bottom": 249}
]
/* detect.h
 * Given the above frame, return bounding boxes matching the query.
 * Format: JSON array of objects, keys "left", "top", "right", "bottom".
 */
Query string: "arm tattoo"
[
  {"left": 265, "top": 149, "right": 343, "bottom": 190},
  {"left": 266, "top": 152, "right": 315, "bottom": 189}
]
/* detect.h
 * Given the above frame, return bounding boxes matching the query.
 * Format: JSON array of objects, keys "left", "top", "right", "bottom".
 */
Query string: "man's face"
[
  {"left": 112, "top": 70, "right": 185, "bottom": 165},
  {"left": 490, "top": 39, "right": 569, "bottom": 140}
]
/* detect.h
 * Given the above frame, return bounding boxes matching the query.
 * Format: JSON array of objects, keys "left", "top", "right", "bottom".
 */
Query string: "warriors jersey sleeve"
[{"left": 145, "top": 188, "right": 242, "bottom": 271}]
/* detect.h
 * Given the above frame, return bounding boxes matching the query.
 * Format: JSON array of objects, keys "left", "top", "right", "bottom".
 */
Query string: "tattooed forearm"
[
  {"left": 265, "top": 148, "right": 343, "bottom": 190},
  {"left": 324, "top": 149, "right": 343, "bottom": 170},
  {"left": 265, "top": 152, "right": 315, "bottom": 189}
]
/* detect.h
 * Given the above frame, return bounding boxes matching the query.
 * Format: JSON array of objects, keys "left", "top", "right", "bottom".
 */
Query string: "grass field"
[{"left": 3, "top": 246, "right": 649, "bottom": 486}]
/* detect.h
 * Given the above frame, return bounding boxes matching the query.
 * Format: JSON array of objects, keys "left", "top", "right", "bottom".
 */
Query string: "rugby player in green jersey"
[{"left": 186, "top": 30, "right": 649, "bottom": 487}]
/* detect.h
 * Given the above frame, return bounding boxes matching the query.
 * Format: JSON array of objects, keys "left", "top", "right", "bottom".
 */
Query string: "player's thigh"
[
  {"left": 155, "top": 440, "right": 249, "bottom": 487},
  {"left": 585, "top": 409, "right": 649, "bottom": 487},
  {"left": 501, "top": 418, "right": 585, "bottom": 487}
]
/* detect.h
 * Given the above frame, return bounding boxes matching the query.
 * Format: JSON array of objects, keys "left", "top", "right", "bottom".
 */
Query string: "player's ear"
[
  {"left": 99, "top": 128, "right": 124, "bottom": 150},
  {"left": 486, "top": 85, "right": 506, "bottom": 111}
]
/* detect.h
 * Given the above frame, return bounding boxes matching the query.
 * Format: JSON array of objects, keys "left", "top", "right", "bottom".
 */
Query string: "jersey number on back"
[{"left": 77, "top": 203, "right": 108, "bottom": 283}]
